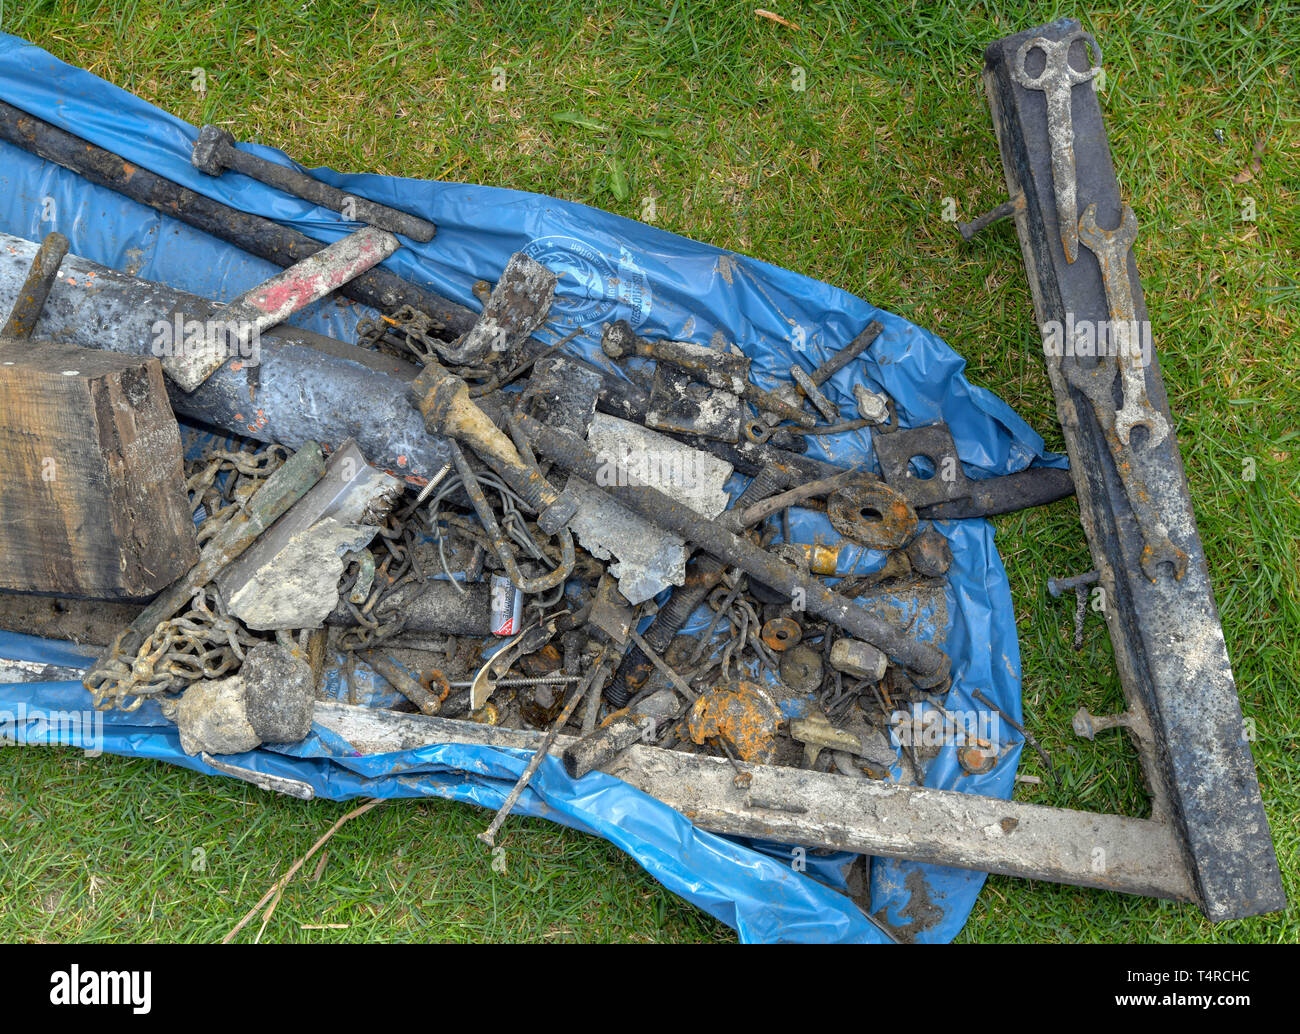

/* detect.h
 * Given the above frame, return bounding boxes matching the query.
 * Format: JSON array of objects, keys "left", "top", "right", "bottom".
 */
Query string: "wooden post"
[{"left": 0, "top": 338, "right": 197, "bottom": 599}]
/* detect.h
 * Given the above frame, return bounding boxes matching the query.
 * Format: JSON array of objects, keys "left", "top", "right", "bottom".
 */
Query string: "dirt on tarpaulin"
[{"left": 873, "top": 868, "right": 944, "bottom": 943}]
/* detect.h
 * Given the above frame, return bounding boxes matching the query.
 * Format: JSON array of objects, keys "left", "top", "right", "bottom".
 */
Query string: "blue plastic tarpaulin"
[{"left": 0, "top": 33, "right": 1061, "bottom": 942}]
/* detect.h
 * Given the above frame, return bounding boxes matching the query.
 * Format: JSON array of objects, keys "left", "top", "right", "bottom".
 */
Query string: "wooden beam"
[{"left": 0, "top": 339, "right": 197, "bottom": 599}]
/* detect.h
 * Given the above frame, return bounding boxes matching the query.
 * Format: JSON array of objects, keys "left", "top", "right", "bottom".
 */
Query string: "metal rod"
[
  {"left": 1, "top": 231, "right": 68, "bottom": 338},
  {"left": 192, "top": 124, "right": 437, "bottom": 243}
]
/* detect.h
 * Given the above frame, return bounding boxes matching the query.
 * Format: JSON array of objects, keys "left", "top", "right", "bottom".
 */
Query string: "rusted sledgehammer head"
[{"left": 191, "top": 124, "right": 236, "bottom": 176}]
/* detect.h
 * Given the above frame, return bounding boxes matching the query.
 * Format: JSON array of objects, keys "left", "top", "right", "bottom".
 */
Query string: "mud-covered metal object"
[
  {"left": 874, "top": 420, "right": 1075, "bottom": 520},
  {"left": 216, "top": 438, "right": 402, "bottom": 629},
  {"left": 826, "top": 479, "right": 917, "bottom": 551},
  {"left": 409, "top": 359, "right": 566, "bottom": 521},
  {"left": 439, "top": 253, "right": 557, "bottom": 367},
  {"left": 557, "top": 414, "right": 734, "bottom": 605},
  {"left": 601, "top": 465, "right": 786, "bottom": 708},
  {"left": 83, "top": 442, "right": 326, "bottom": 709},
  {"left": 191, "top": 124, "right": 437, "bottom": 242},
  {"left": 167, "top": 225, "right": 400, "bottom": 392},
  {"left": 872, "top": 423, "right": 969, "bottom": 509},
  {"left": 980, "top": 17, "right": 1284, "bottom": 920},
  {"left": 645, "top": 362, "right": 743, "bottom": 443},
  {"left": 516, "top": 412, "right": 951, "bottom": 686},
  {"left": 778, "top": 644, "right": 824, "bottom": 695},
  {"left": 687, "top": 680, "right": 783, "bottom": 765},
  {"left": 604, "top": 320, "right": 815, "bottom": 428},
  {"left": 1009, "top": 28, "right": 1102, "bottom": 264},
  {"left": 790, "top": 709, "right": 895, "bottom": 770},
  {"left": 905, "top": 527, "right": 953, "bottom": 578},
  {"left": 562, "top": 688, "right": 678, "bottom": 778},
  {"left": 761, "top": 617, "right": 801, "bottom": 653},
  {"left": 448, "top": 440, "right": 574, "bottom": 595},
  {"left": 829, "top": 639, "right": 888, "bottom": 682}
]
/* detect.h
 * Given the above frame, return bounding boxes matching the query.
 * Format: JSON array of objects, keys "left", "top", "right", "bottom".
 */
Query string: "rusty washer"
[
  {"left": 779, "top": 644, "right": 824, "bottom": 695},
  {"left": 826, "top": 480, "right": 917, "bottom": 551},
  {"left": 761, "top": 617, "right": 802, "bottom": 652},
  {"left": 957, "top": 743, "right": 999, "bottom": 775}
]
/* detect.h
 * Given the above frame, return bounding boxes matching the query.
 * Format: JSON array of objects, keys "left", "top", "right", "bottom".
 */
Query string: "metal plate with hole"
[{"left": 871, "top": 423, "right": 971, "bottom": 509}]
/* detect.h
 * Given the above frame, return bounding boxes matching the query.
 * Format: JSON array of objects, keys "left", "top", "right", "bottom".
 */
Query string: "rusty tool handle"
[
  {"left": 807, "top": 320, "right": 883, "bottom": 386},
  {"left": 1, "top": 231, "right": 68, "bottom": 338},
  {"left": 192, "top": 125, "right": 437, "bottom": 243}
]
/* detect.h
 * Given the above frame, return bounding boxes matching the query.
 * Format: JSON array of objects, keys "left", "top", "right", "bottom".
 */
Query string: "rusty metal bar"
[{"left": 979, "top": 17, "right": 1285, "bottom": 920}]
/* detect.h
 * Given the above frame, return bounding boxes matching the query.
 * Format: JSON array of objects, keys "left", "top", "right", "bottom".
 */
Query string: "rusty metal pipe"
[
  {"left": 191, "top": 124, "right": 437, "bottom": 243},
  {"left": 1, "top": 231, "right": 68, "bottom": 339}
]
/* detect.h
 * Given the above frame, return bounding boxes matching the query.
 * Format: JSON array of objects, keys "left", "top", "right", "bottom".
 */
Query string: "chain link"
[{"left": 86, "top": 443, "right": 286, "bottom": 711}]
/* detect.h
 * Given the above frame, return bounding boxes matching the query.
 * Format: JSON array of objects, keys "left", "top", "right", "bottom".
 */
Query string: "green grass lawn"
[{"left": 1, "top": 0, "right": 1296, "bottom": 942}]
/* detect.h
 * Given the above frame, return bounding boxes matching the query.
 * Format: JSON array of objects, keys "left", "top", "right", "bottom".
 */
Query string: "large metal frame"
[{"left": 973, "top": 18, "right": 1284, "bottom": 920}]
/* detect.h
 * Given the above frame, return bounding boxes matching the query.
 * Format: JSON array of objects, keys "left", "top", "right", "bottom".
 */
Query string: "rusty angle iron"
[{"left": 965, "top": 17, "right": 1285, "bottom": 920}]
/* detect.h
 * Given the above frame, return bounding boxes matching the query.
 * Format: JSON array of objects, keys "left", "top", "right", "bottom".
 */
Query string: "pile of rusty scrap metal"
[
  {"left": 0, "top": 17, "right": 1284, "bottom": 928},
  {"left": 0, "top": 105, "right": 1074, "bottom": 806}
]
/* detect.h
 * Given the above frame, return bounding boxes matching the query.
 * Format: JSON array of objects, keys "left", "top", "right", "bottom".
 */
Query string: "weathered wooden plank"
[{"left": 0, "top": 339, "right": 197, "bottom": 599}]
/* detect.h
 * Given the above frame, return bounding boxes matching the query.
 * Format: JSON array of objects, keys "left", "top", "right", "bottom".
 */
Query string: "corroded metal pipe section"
[
  {"left": 0, "top": 232, "right": 453, "bottom": 482},
  {"left": 515, "top": 412, "right": 950, "bottom": 684}
]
